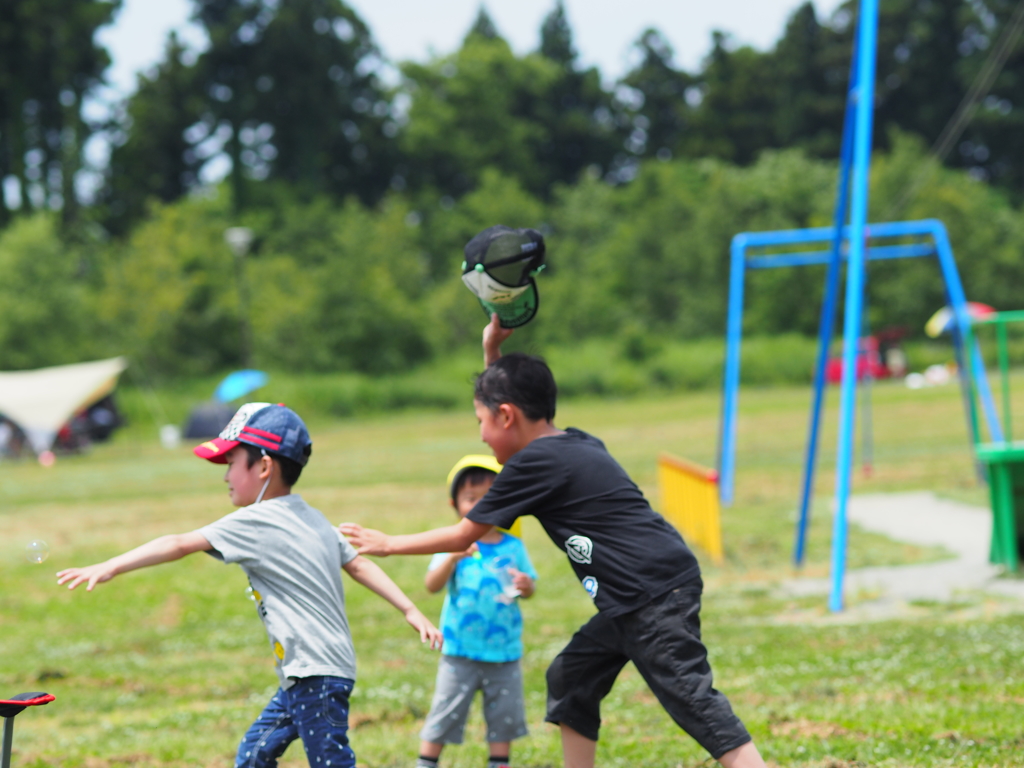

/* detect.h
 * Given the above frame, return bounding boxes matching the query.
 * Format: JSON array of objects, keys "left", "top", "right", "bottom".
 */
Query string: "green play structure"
[{"left": 967, "top": 310, "right": 1024, "bottom": 571}]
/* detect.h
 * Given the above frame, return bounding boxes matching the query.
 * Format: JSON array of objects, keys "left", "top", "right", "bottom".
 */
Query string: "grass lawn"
[{"left": 2, "top": 375, "right": 1024, "bottom": 767}]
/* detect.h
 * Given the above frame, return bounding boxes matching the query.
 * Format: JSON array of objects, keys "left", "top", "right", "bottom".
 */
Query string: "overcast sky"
[{"left": 96, "top": 0, "right": 847, "bottom": 100}]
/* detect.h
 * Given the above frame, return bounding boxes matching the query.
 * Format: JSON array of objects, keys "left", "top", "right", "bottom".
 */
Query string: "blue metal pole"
[
  {"left": 719, "top": 235, "right": 748, "bottom": 505},
  {"left": 931, "top": 222, "right": 982, "bottom": 456},
  {"left": 794, "top": 39, "right": 860, "bottom": 566},
  {"left": 734, "top": 220, "right": 946, "bottom": 249},
  {"left": 830, "top": 0, "right": 880, "bottom": 613},
  {"left": 930, "top": 221, "right": 1004, "bottom": 443},
  {"left": 746, "top": 242, "right": 935, "bottom": 269}
]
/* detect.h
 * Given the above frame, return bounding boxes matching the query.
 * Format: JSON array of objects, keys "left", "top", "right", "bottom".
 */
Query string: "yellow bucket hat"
[{"left": 446, "top": 454, "right": 521, "bottom": 539}]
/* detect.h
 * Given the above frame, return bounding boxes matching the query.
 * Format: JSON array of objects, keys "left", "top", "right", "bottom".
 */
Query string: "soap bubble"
[
  {"left": 26, "top": 540, "right": 49, "bottom": 564},
  {"left": 159, "top": 424, "right": 181, "bottom": 449}
]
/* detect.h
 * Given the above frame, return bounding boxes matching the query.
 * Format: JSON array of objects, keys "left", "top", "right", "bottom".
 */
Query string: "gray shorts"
[{"left": 420, "top": 656, "right": 528, "bottom": 745}]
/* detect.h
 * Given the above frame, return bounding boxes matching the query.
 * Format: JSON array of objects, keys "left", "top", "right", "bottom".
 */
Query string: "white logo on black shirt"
[
  {"left": 565, "top": 535, "right": 593, "bottom": 564},
  {"left": 582, "top": 576, "right": 598, "bottom": 599}
]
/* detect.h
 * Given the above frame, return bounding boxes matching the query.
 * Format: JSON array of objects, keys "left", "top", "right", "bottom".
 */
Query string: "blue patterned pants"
[{"left": 236, "top": 676, "right": 356, "bottom": 768}]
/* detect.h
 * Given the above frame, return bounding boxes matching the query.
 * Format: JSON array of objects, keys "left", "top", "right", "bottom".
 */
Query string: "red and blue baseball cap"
[{"left": 193, "top": 402, "right": 312, "bottom": 466}]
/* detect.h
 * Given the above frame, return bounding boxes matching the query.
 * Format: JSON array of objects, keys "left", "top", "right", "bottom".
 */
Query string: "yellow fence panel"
[{"left": 657, "top": 453, "right": 724, "bottom": 565}]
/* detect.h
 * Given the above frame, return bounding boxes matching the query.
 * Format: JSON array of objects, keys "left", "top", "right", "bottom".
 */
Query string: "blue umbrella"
[{"left": 215, "top": 370, "right": 268, "bottom": 403}]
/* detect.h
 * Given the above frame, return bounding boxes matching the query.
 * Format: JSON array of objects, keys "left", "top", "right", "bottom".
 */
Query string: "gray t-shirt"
[{"left": 200, "top": 494, "right": 359, "bottom": 688}]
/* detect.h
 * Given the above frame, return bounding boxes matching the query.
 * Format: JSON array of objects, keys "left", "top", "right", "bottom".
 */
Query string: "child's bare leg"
[
  {"left": 560, "top": 723, "right": 765, "bottom": 768},
  {"left": 717, "top": 741, "right": 766, "bottom": 768},
  {"left": 560, "top": 724, "right": 597, "bottom": 768},
  {"left": 418, "top": 740, "right": 443, "bottom": 760},
  {"left": 487, "top": 741, "right": 511, "bottom": 766}
]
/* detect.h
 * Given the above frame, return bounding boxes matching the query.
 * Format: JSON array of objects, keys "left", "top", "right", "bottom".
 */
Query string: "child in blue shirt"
[{"left": 417, "top": 455, "right": 537, "bottom": 768}]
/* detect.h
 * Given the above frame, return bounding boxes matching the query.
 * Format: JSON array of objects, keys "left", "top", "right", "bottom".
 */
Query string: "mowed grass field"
[{"left": 3, "top": 375, "right": 1024, "bottom": 767}]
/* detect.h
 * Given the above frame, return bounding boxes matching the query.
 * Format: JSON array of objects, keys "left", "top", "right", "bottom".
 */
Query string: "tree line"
[
  {"left": 6, "top": 0, "right": 1024, "bottom": 230},
  {"left": 3, "top": 136, "right": 1024, "bottom": 377},
  {"left": 3, "top": 0, "right": 1024, "bottom": 377}
]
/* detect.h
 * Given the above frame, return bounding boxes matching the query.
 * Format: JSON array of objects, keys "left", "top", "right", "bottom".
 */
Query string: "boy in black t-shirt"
[{"left": 341, "top": 316, "right": 766, "bottom": 768}]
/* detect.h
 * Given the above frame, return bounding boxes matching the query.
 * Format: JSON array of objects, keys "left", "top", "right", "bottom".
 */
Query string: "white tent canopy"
[{"left": 0, "top": 357, "right": 127, "bottom": 454}]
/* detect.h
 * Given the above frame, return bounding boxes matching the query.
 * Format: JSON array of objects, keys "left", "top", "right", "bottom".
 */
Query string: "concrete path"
[{"left": 781, "top": 491, "right": 1024, "bottom": 616}]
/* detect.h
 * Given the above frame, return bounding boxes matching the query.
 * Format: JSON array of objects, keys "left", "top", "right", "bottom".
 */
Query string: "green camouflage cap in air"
[{"left": 461, "top": 225, "right": 546, "bottom": 328}]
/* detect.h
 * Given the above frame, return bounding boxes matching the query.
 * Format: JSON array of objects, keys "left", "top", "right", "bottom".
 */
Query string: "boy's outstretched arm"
[
  {"left": 56, "top": 532, "right": 212, "bottom": 592},
  {"left": 339, "top": 517, "right": 490, "bottom": 557},
  {"left": 342, "top": 555, "right": 444, "bottom": 650}
]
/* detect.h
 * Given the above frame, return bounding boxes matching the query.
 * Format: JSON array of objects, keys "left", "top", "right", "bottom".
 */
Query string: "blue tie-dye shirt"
[{"left": 427, "top": 533, "right": 538, "bottom": 662}]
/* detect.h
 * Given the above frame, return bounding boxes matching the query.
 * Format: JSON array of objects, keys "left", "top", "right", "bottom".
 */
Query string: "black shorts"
[{"left": 544, "top": 579, "right": 751, "bottom": 759}]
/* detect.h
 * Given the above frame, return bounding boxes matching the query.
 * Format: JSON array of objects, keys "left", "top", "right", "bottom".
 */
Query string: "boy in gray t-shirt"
[{"left": 58, "top": 403, "right": 442, "bottom": 768}]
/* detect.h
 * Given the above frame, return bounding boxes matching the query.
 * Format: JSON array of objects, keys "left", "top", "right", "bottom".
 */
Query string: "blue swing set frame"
[{"left": 715, "top": 0, "right": 1003, "bottom": 612}]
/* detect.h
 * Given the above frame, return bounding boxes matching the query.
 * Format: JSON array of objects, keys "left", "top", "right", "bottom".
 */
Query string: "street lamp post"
[{"left": 225, "top": 226, "right": 255, "bottom": 367}]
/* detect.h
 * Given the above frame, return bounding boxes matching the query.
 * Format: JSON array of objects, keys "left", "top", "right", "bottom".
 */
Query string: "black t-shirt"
[{"left": 467, "top": 428, "right": 701, "bottom": 616}]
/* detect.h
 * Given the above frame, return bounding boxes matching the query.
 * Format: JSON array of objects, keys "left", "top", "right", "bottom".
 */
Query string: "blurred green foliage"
[
  {"left": 14, "top": 136, "right": 1024, "bottom": 381},
  {"left": 0, "top": 214, "right": 97, "bottom": 369},
  {"left": 7, "top": 0, "right": 1024, "bottom": 385}
]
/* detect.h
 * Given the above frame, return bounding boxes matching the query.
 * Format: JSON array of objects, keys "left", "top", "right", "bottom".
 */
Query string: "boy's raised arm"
[
  {"left": 482, "top": 313, "right": 513, "bottom": 366},
  {"left": 342, "top": 555, "right": 443, "bottom": 650},
  {"left": 339, "top": 517, "right": 489, "bottom": 557},
  {"left": 57, "top": 531, "right": 212, "bottom": 592}
]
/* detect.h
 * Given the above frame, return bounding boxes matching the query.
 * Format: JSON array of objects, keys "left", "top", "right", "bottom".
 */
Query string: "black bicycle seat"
[{"left": 0, "top": 693, "right": 54, "bottom": 719}]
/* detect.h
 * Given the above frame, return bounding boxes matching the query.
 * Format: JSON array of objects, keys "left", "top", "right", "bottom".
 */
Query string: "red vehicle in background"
[{"left": 825, "top": 328, "right": 908, "bottom": 384}]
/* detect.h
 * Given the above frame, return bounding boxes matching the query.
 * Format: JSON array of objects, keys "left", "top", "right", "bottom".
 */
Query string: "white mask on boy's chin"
[{"left": 255, "top": 449, "right": 272, "bottom": 504}]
